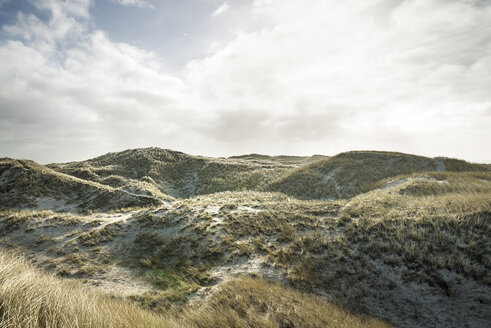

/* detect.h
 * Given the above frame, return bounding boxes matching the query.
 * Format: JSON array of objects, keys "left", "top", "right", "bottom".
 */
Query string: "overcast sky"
[{"left": 0, "top": 0, "right": 490, "bottom": 163}]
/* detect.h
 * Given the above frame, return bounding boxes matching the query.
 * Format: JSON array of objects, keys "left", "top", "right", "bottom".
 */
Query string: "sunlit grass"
[{"left": 0, "top": 250, "right": 389, "bottom": 328}]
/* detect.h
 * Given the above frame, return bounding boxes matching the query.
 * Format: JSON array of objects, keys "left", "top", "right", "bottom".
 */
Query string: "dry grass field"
[
  {"left": 1, "top": 148, "right": 489, "bottom": 327},
  {"left": 0, "top": 250, "right": 389, "bottom": 328}
]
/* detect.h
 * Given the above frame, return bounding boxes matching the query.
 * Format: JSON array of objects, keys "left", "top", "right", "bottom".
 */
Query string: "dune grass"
[
  {"left": 0, "top": 250, "right": 166, "bottom": 328},
  {"left": 1, "top": 149, "right": 489, "bottom": 327},
  {"left": 48, "top": 148, "right": 291, "bottom": 199},
  {"left": 0, "top": 158, "right": 161, "bottom": 212},
  {"left": 267, "top": 151, "right": 490, "bottom": 199},
  {"left": 0, "top": 250, "right": 390, "bottom": 328},
  {"left": 171, "top": 276, "right": 390, "bottom": 328}
]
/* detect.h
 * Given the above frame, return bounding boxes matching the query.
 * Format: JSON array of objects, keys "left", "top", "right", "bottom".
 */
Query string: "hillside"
[
  {"left": 1, "top": 148, "right": 490, "bottom": 327},
  {"left": 47, "top": 148, "right": 489, "bottom": 201},
  {"left": 0, "top": 250, "right": 389, "bottom": 328},
  {"left": 48, "top": 148, "right": 291, "bottom": 198},
  {"left": 228, "top": 153, "right": 330, "bottom": 166},
  {"left": 267, "top": 151, "right": 490, "bottom": 199},
  {"left": 0, "top": 158, "right": 163, "bottom": 213}
]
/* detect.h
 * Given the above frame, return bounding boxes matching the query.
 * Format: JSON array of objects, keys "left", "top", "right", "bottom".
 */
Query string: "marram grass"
[{"left": 0, "top": 250, "right": 389, "bottom": 328}]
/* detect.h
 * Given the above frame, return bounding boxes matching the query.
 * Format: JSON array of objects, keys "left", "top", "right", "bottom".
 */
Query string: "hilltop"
[
  {"left": 46, "top": 147, "right": 489, "bottom": 201},
  {"left": 48, "top": 148, "right": 290, "bottom": 198},
  {"left": 0, "top": 148, "right": 490, "bottom": 328},
  {"left": 0, "top": 158, "right": 162, "bottom": 213},
  {"left": 267, "top": 151, "right": 490, "bottom": 199},
  {"left": 228, "top": 153, "right": 330, "bottom": 166}
]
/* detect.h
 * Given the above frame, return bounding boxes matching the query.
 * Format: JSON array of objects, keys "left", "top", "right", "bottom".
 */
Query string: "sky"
[{"left": 0, "top": 0, "right": 490, "bottom": 164}]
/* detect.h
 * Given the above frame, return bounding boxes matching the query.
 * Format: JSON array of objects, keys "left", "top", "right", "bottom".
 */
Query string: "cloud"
[
  {"left": 0, "top": 0, "right": 187, "bottom": 162},
  {"left": 184, "top": 0, "right": 491, "bottom": 160},
  {"left": 110, "top": 0, "right": 154, "bottom": 9},
  {"left": 0, "top": 0, "right": 490, "bottom": 162},
  {"left": 1, "top": 0, "right": 93, "bottom": 62},
  {"left": 213, "top": 3, "right": 229, "bottom": 17}
]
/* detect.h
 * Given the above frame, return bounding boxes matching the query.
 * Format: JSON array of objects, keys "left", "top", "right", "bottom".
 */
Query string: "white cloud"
[
  {"left": 110, "top": 0, "right": 154, "bottom": 9},
  {"left": 213, "top": 3, "right": 230, "bottom": 17},
  {"left": 0, "top": 0, "right": 188, "bottom": 162},
  {"left": 184, "top": 0, "right": 491, "bottom": 160},
  {"left": 1, "top": 0, "right": 94, "bottom": 63},
  {"left": 0, "top": 0, "right": 490, "bottom": 162}
]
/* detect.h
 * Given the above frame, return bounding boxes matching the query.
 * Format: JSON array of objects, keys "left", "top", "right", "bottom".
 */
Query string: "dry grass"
[
  {"left": 171, "top": 276, "right": 390, "bottom": 328},
  {"left": 338, "top": 176, "right": 491, "bottom": 282},
  {"left": 47, "top": 148, "right": 291, "bottom": 199},
  {"left": 0, "top": 158, "right": 161, "bottom": 212},
  {"left": 229, "top": 153, "right": 329, "bottom": 166},
  {"left": 267, "top": 151, "right": 489, "bottom": 199},
  {"left": 0, "top": 250, "right": 389, "bottom": 328},
  {"left": 0, "top": 250, "right": 166, "bottom": 328},
  {"left": 342, "top": 172, "right": 491, "bottom": 219},
  {"left": 1, "top": 149, "right": 489, "bottom": 327},
  {"left": 4, "top": 149, "right": 489, "bottom": 207}
]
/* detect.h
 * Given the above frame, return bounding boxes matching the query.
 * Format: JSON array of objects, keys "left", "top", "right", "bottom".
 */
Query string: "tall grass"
[
  {"left": 0, "top": 251, "right": 166, "bottom": 328},
  {"left": 0, "top": 251, "right": 390, "bottom": 328},
  {"left": 172, "top": 276, "right": 390, "bottom": 328}
]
